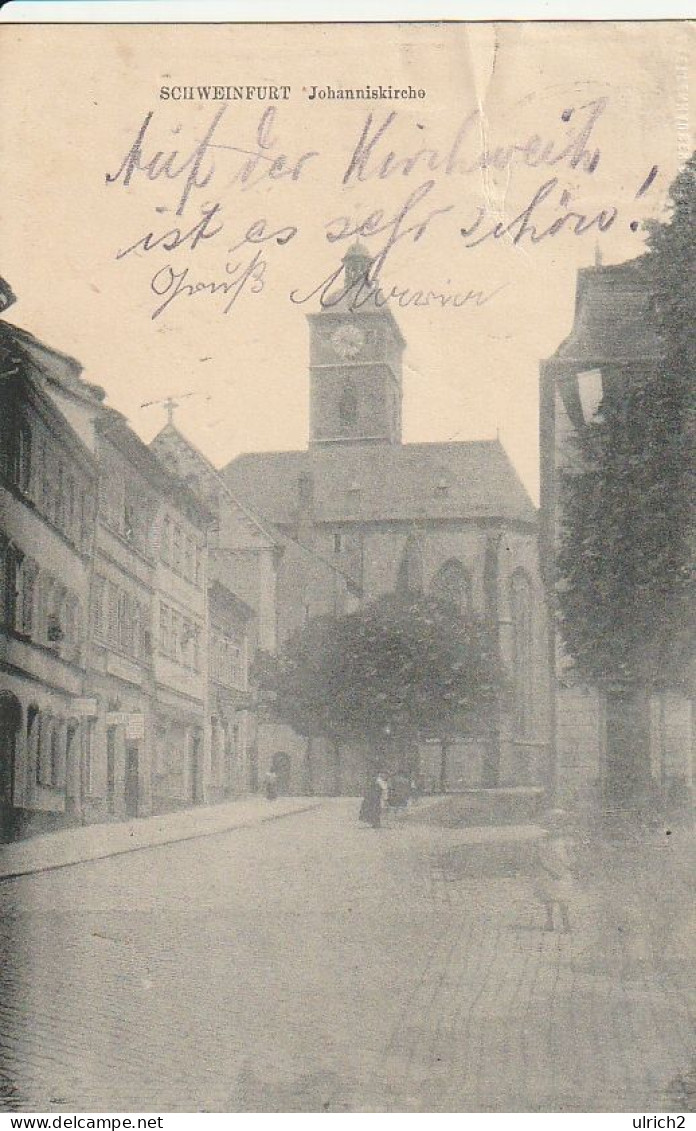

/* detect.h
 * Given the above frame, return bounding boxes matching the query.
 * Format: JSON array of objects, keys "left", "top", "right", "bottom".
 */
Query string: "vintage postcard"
[{"left": 0, "top": 18, "right": 694, "bottom": 1115}]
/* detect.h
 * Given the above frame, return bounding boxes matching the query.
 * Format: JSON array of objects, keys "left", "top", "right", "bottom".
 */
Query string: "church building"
[{"left": 218, "top": 243, "right": 551, "bottom": 795}]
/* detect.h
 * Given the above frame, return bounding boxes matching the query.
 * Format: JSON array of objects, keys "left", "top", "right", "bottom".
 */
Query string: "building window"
[
  {"left": 116, "top": 591, "right": 128, "bottom": 651},
  {"left": 172, "top": 525, "right": 182, "bottom": 572},
  {"left": 83, "top": 718, "right": 95, "bottom": 796},
  {"left": 38, "top": 573, "right": 53, "bottom": 642},
  {"left": 230, "top": 643, "right": 242, "bottom": 688},
  {"left": 346, "top": 481, "right": 361, "bottom": 505},
  {"left": 107, "top": 582, "right": 119, "bottom": 645},
  {"left": 181, "top": 618, "right": 192, "bottom": 668},
  {"left": 160, "top": 603, "right": 170, "bottom": 655},
  {"left": 64, "top": 593, "right": 80, "bottom": 661},
  {"left": 124, "top": 499, "right": 136, "bottom": 543},
  {"left": 1, "top": 539, "right": 20, "bottom": 630},
  {"left": 29, "top": 426, "right": 43, "bottom": 502},
  {"left": 42, "top": 443, "right": 53, "bottom": 518},
  {"left": 37, "top": 714, "right": 55, "bottom": 787},
  {"left": 92, "top": 576, "right": 105, "bottom": 638},
  {"left": 49, "top": 723, "right": 61, "bottom": 787},
  {"left": 431, "top": 559, "right": 472, "bottom": 615},
  {"left": 171, "top": 610, "right": 181, "bottom": 662},
  {"left": 80, "top": 491, "right": 94, "bottom": 553},
  {"left": 132, "top": 601, "right": 141, "bottom": 660},
  {"left": 339, "top": 385, "right": 358, "bottom": 430},
  {"left": 56, "top": 463, "right": 66, "bottom": 530},
  {"left": 184, "top": 537, "right": 193, "bottom": 581},
  {"left": 161, "top": 517, "right": 171, "bottom": 564},
  {"left": 47, "top": 585, "right": 66, "bottom": 647},
  {"left": 21, "top": 559, "right": 38, "bottom": 637},
  {"left": 66, "top": 476, "right": 76, "bottom": 537},
  {"left": 5, "top": 415, "right": 32, "bottom": 493},
  {"left": 511, "top": 571, "right": 534, "bottom": 738},
  {"left": 100, "top": 464, "right": 126, "bottom": 537},
  {"left": 27, "top": 705, "right": 40, "bottom": 782}
]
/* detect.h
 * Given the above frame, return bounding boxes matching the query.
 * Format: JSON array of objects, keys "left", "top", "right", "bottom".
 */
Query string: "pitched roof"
[
  {"left": 2, "top": 321, "right": 108, "bottom": 404},
  {"left": 223, "top": 438, "right": 536, "bottom": 526},
  {"left": 552, "top": 256, "right": 663, "bottom": 366},
  {"left": 151, "top": 422, "right": 281, "bottom": 547}
]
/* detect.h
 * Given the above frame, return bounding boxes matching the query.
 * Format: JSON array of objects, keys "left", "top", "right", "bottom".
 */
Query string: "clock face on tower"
[{"left": 330, "top": 323, "right": 365, "bottom": 360}]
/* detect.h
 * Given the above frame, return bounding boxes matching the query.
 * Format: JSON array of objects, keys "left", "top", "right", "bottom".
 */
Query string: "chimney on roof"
[
  {"left": 296, "top": 471, "right": 315, "bottom": 540},
  {"left": 0, "top": 277, "right": 17, "bottom": 315}
]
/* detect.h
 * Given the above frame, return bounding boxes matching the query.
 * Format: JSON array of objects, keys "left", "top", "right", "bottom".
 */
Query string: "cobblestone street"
[{"left": 1, "top": 800, "right": 694, "bottom": 1112}]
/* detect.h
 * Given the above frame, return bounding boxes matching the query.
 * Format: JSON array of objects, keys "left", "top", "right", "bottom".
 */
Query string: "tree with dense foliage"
[
  {"left": 557, "top": 155, "right": 695, "bottom": 804},
  {"left": 259, "top": 591, "right": 502, "bottom": 788}
]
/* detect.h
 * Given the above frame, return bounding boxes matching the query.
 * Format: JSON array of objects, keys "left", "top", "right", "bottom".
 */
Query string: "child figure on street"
[{"left": 535, "top": 808, "right": 575, "bottom": 932}]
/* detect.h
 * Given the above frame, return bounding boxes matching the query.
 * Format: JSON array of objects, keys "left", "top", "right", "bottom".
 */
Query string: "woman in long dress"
[
  {"left": 535, "top": 808, "right": 575, "bottom": 931},
  {"left": 359, "top": 772, "right": 388, "bottom": 828}
]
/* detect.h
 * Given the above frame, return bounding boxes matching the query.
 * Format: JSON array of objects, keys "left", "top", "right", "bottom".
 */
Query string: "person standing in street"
[
  {"left": 264, "top": 768, "right": 278, "bottom": 801},
  {"left": 375, "top": 771, "right": 389, "bottom": 826},
  {"left": 359, "top": 771, "right": 389, "bottom": 828},
  {"left": 535, "top": 808, "right": 575, "bottom": 931}
]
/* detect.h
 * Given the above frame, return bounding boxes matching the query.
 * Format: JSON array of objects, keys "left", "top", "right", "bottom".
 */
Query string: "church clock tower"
[{"left": 307, "top": 243, "right": 405, "bottom": 445}]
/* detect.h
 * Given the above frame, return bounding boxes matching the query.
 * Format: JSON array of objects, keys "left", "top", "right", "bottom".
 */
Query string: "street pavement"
[
  {"left": 0, "top": 796, "right": 321, "bottom": 881},
  {"left": 0, "top": 798, "right": 694, "bottom": 1113}
]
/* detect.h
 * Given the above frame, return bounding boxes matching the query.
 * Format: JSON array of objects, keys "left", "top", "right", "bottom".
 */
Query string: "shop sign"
[
  {"left": 73, "top": 697, "right": 98, "bottom": 717},
  {"left": 126, "top": 714, "right": 145, "bottom": 741}
]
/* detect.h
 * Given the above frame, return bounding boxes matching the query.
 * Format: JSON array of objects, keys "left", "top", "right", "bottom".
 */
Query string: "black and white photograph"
[{"left": 0, "top": 16, "right": 694, "bottom": 1114}]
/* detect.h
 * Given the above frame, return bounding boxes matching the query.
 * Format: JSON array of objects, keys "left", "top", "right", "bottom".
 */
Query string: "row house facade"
[
  {"left": 86, "top": 416, "right": 163, "bottom": 823},
  {"left": 1, "top": 299, "right": 216, "bottom": 838},
  {"left": 0, "top": 317, "right": 98, "bottom": 840},
  {"left": 151, "top": 421, "right": 365, "bottom": 798},
  {"left": 208, "top": 576, "right": 253, "bottom": 800},
  {"left": 151, "top": 476, "right": 211, "bottom": 812}
]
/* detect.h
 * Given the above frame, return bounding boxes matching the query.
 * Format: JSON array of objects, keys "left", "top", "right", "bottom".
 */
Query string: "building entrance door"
[
  {"left": 271, "top": 751, "right": 291, "bottom": 795},
  {"left": 125, "top": 743, "right": 139, "bottom": 818},
  {"left": 0, "top": 693, "right": 21, "bottom": 843},
  {"left": 106, "top": 726, "right": 116, "bottom": 815},
  {"left": 190, "top": 733, "right": 201, "bottom": 803}
]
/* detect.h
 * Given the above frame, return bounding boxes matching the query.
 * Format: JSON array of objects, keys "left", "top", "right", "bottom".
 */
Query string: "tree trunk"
[
  {"left": 305, "top": 735, "right": 315, "bottom": 796},
  {"left": 333, "top": 739, "right": 342, "bottom": 796},
  {"left": 439, "top": 740, "right": 449, "bottom": 793},
  {"left": 481, "top": 702, "right": 501, "bottom": 788},
  {"left": 604, "top": 684, "right": 653, "bottom": 811}
]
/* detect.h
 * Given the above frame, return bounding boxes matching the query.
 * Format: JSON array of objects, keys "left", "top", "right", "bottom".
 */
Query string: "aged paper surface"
[{"left": 0, "top": 20, "right": 694, "bottom": 1114}]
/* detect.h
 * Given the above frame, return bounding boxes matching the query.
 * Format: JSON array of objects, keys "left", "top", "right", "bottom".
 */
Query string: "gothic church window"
[
  {"left": 511, "top": 570, "right": 533, "bottom": 738},
  {"left": 396, "top": 534, "right": 424, "bottom": 594},
  {"left": 431, "top": 559, "right": 472, "bottom": 614}
]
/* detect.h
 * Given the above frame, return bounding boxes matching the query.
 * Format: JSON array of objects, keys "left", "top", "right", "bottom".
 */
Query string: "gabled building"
[
  {"left": 150, "top": 419, "right": 360, "bottom": 797},
  {"left": 0, "top": 314, "right": 98, "bottom": 839},
  {"left": 540, "top": 256, "right": 694, "bottom": 812},
  {"left": 1, "top": 290, "right": 215, "bottom": 835}
]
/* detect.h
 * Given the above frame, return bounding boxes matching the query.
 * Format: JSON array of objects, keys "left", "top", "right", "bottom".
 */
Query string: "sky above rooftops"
[{"left": 1, "top": 22, "right": 689, "bottom": 503}]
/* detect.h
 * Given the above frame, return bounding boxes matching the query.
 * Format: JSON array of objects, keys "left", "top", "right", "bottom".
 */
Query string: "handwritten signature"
[
  {"left": 290, "top": 264, "right": 507, "bottom": 312},
  {"left": 106, "top": 97, "right": 659, "bottom": 322}
]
